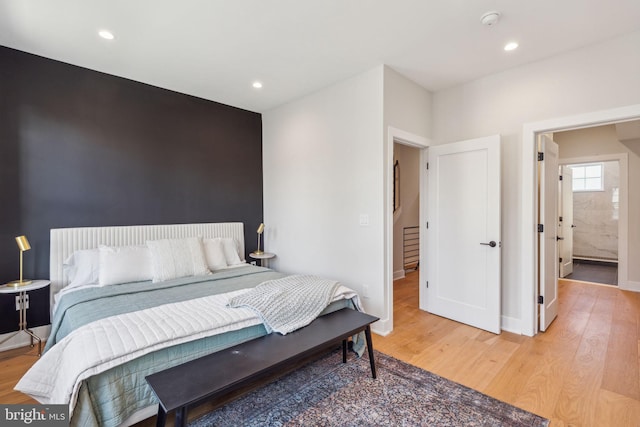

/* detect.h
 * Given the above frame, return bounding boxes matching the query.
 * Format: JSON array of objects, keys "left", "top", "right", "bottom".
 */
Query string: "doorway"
[
  {"left": 554, "top": 125, "right": 625, "bottom": 288},
  {"left": 560, "top": 158, "right": 620, "bottom": 287},
  {"left": 384, "top": 127, "right": 429, "bottom": 335},
  {"left": 391, "top": 141, "right": 423, "bottom": 332},
  {"left": 392, "top": 142, "right": 421, "bottom": 281},
  {"left": 522, "top": 104, "right": 640, "bottom": 336}
]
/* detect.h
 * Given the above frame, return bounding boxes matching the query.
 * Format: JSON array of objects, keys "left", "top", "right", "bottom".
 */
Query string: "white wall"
[
  {"left": 263, "top": 66, "right": 386, "bottom": 319},
  {"left": 383, "top": 66, "right": 432, "bottom": 139},
  {"left": 263, "top": 65, "right": 431, "bottom": 334},
  {"left": 432, "top": 30, "right": 640, "bottom": 330}
]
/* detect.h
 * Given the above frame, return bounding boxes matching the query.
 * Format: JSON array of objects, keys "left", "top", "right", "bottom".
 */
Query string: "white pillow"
[
  {"left": 203, "top": 238, "right": 228, "bottom": 270},
  {"left": 217, "top": 237, "right": 243, "bottom": 266},
  {"left": 99, "top": 245, "right": 153, "bottom": 286},
  {"left": 64, "top": 249, "right": 100, "bottom": 288},
  {"left": 147, "top": 237, "right": 211, "bottom": 282}
]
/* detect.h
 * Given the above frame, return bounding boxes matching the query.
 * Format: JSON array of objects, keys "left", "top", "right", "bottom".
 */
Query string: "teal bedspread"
[
  {"left": 46, "top": 265, "right": 356, "bottom": 427},
  {"left": 46, "top": 266, "right": 281, "bottom": 352}
]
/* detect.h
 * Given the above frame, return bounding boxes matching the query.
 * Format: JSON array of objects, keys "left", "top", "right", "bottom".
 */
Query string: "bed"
[{"left": 15, "top": 223, "right": 362, "bottom": 427}]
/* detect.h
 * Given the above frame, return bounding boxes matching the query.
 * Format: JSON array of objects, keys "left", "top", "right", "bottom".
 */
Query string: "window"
[{"left": 571, "top": 163, "right": 603, "bottom": 192}]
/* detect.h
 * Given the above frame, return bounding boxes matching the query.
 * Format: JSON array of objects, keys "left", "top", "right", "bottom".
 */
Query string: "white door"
[
  {"left": 559, "top": 165, "right": 574, "bottom": 277},
  {"left": 425, "top": 135, "right": 501, "bottom": 334},
  {"left": 539, "top": 135, "right": 559, "bottom": 331}
]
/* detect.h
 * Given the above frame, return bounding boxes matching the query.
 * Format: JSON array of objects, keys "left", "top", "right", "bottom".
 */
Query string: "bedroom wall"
[
  {"left": 432, "top": 30, "right": 640, "bottom": 331},
  {"left": 263, "top": 66, "right": 384, "bottom": 320},
  {"left": 263, "top": 66, "right": 386, "bottom": 321},
  {"left": 383, "top": 66, "right": 432, "bottom": 139},
  {"left": 0, "top": 46, "right": 264, "bottom": 333},
  {"left": 263, "top": 65, "right": 431, "bottom": 334}
]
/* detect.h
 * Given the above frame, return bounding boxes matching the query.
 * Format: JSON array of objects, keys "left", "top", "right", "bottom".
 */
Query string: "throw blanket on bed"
[{"left": 227, "top": 275, "right": 340, "bottom": 335}]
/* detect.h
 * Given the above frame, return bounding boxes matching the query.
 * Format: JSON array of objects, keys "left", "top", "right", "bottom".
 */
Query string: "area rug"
[{"left": 190, "top": 348, "right": 549, "bottom": 426}]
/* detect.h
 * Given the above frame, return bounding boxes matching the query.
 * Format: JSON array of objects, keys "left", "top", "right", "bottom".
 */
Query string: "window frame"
[{"left": 571, "top": 162, "right": 604, "bottom": 192}]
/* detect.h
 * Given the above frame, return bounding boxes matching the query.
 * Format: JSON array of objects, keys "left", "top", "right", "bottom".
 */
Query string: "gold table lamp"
[
  {"left": 254, "top": 223, "right": 265, "bottom": 255},
  {"left": 6, "top": 235, "right": 33, "bottom": 287}
]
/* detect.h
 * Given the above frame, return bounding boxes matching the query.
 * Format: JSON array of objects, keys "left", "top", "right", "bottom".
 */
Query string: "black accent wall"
[{"left": 0, "top": 46, "right": 263, "bottom": 328}]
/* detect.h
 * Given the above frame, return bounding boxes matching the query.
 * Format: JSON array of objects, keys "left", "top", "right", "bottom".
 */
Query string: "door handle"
[
  {"left": 571, "top": 225, "right": 577, "bottom": 228},
  {"left": 480, "top": 241, "right": 497, "bottom": 247},
  {"left": 557, "top": 236, "right": 564, "bottom": 241}
]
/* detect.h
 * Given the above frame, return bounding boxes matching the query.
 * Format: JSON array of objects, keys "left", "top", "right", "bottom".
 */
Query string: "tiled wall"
[{"left": 572, "top": 161, "right": 619, "bottom": 260}]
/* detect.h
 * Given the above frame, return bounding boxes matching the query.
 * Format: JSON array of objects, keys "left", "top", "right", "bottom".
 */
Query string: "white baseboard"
[
  {"left": 371, "top": 317, "right": 392, "bottom": 336},
  {"left": 623, "top": 280, "right": 640, "bottom": 292},
  {"left": 393, "top": 270, "right": 405, "bottom": 281},
  {"left": 573, "top": 256, "right": 618, "bottom": 263},
  {"left": 500, "top": 315, "right": 522, "bottom": 335},
  {"left": 0, "top": 325, "right": 50, "bottom": 352},
  {"left": 375, "top": 312, "right": 523, "bottom": 336}
]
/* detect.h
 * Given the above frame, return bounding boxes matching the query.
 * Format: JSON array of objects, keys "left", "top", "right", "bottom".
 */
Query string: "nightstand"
[
  {"left": 249, "top": 252, "right": 276, "bottom": 268},
  {"left": 0, "top": 280, "right": 50, "bottom": 356}
]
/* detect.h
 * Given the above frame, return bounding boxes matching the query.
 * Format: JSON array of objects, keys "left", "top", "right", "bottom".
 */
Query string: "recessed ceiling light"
[
  {"left": 98, "top": 30, "right": 114, "bottom": 40},
  {"left": 252, "top": 81, "right": 263, "bottom": 89},
  {"left": 504, "top": 42, "right": 519, "bottom": 51}
]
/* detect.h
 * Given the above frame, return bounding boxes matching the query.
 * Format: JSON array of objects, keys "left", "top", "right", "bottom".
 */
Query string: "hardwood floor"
[
  {"left": 2, "top": 271, "right": 639, "bottom": 426},
  {"left": 0, "top": 345, "right": 40, "bottom": 404},
  {"left": 374, "top": 271, "right": 640, "bottom": 426}
]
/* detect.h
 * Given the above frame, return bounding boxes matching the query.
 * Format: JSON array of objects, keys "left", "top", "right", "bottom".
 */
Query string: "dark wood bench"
[{"left": 145, "top": 308, "right": 379, "bottom": 427}]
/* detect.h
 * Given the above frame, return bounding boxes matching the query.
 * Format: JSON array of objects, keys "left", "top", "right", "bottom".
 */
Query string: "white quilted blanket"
[
  {"left": 16, "top": 289, "right": 259, "bottom": 414},
  {"left": 228, "top": 275, "right": 339, "bottom": 334},
  {"left": 15, "top": 285, "right": 360, "bottom": 415}
]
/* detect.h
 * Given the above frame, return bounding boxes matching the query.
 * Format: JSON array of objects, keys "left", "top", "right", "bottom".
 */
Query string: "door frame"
[
  {"left": 558, "top": 165, "right": 574, "bottom": 278},
  {"left": 521, "top": 103, "right": 640, "bottom": 336},
  {"left": 383, "top": 126, "right": 430, "bottom": 335}
]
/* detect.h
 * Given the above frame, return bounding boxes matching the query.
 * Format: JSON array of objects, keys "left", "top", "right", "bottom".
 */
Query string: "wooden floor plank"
[
  {"left": 413, "top": 323, "right": 485, "bottom": 377},
  {"left": 551, "top": 287, "right": 613, "bottom": 426},
  {"left": 483, "top": 337, "right": 552, "bottom": 404},
  {"left": 601, "top": 292, "right": 640, "bottom": 400},
  {"left": 0, "top": 347, "right": 40, "bottom": 405},
  {"left": 512, "top": 336, "right": 575, "bottom": 417},
  {"left": 451, "top": 334, "right": 520, "bottom": 391},
  {"left": 594, "top": 389, "right": 640, "bottom": 427}
]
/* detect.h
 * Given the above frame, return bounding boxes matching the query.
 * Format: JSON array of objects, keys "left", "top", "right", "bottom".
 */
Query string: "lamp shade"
[
  {"left": 15, "top": 235, "right": 31, "bottom": 252},
  {"left": 257, "top": 223, "right": 265, "bottom": 234}
]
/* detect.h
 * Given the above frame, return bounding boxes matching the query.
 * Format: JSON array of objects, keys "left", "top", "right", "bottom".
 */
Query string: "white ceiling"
[{"left": 1, "top": 0, "right": 640, "bottom": 113}]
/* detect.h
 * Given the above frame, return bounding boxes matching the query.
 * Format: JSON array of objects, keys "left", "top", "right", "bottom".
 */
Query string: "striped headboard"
[{"left": 49, "top": 222, "right": 245, "bottom": 301}]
